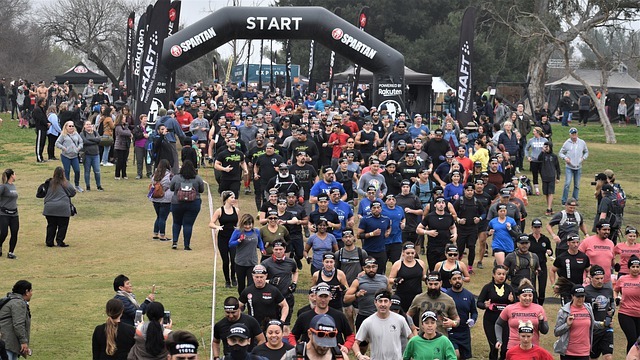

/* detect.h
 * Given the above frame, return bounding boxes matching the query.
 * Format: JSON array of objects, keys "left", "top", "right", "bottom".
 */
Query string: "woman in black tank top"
[
  {"left": 209, "top": 191, "right": 239, "bottom": 287},
  {"left": 389, "top": 243, "right": 427, "bottom": 311},
  {"left": 434, "top": 244, "right": 471, "bottom": 289},
  {"left": 312, "top": 253, "right": 349, "bottom": 310}
]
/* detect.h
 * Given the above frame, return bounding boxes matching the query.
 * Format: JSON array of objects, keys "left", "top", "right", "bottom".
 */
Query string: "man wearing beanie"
[{"left": 585, "top": 265, "right": 615, "bottom": 360}]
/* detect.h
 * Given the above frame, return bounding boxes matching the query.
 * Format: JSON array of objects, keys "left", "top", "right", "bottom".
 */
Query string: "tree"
[
  {"left": 483, "top": 0, "right": 640, "bottom": 143},
  {"left": 39, "top": 0, "right": 146, "bottom": 85}
]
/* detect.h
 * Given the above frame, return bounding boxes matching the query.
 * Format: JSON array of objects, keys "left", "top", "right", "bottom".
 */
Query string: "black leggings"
[
  {"left": 484, "top": 310, "right": 508, "bottom": 360},
  {"left": 218, "top": 235, "right": 236, "bottom": 283},
  {"left": 235, "top": 264, "right": 255, "bottom": 295},
  {"left": 619, "top": 312, "right": 640, "bottom": 353},
  {"left": 0, "top": 216, "right": 19, "bottom": 253},
  {"left": 115, "top": 148, "right": 129, "bottom": 178},
  {"left": 530, "top": 161, "right": 542, "bottom": 185},
  {"left": 537, "top": 263, "right": 548, "bottom": 305},
  {"left": 457, "top": 230, "right": 478, "bottom": 267}
]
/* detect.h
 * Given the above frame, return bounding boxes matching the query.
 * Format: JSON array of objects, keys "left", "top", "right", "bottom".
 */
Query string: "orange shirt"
[
  {"left": 566, "top": 305, "right": 591, "bottom": 356},
  {"left": 499, "top": 302, "right": 547, "bottom": 349},
  {"left": 579, "top": 235, "right": 615, "bottom": 283},
  {"left": 615, "top": 242, "right": 640, "bottom": 274},
  {"left": 614, "top": 274, "right": 640, "bottom": 317}
]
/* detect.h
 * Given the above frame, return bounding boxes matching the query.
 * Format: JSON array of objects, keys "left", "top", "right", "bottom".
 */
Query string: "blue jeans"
[
  {"left": 562, "top": 111, "right": 570, "bottom": 126},
  {"left": 101, "top": 145, "right": 111, "bottom": 164},
  {"left": 562, "top": 167, "right": 581, "bottom": 204},
  {"left": 171, "top": 199, "right": 202, "bottom": 248},
  {"left": 6, "top": 350, "right": 19, "bottom": 360},
  {"left": 153, "top": 202, "right": 171, "bottom": 235},
  {"left": 61, "top": 155, "right": 80, "bottom": 187},
  {"left": 83, "top": 154, "right": 101, "bottom": 188}
]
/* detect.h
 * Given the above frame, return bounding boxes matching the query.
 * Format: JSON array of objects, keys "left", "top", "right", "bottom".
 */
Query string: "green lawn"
[{"left": 0, "top": 114, "right": 638, "bottom": 359}]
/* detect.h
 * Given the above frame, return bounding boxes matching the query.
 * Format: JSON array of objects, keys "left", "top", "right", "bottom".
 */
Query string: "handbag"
[
  {"left": 148, "top": 181, "right": 165, "bottom": 199},
  {"left": 63, "top": 186, "right": 77, "bottom": 216},
  {"left": 100, "top": 135, "right": 114, "bottom": 147},
  {"left": 176, "top": 182, "right": 197, "bottom": 202}
]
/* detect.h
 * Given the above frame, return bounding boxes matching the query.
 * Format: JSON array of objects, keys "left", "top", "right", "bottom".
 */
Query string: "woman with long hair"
[
  {"left": 477, "top": 265, "right": 515, "bottom": 360},
  {"left": 169, "top": 160, "right": 204, "bottom": 251},
  {"left": 615, "top": 254, "right": 640, "bottom": 353},
  {"left": 0, "top": 169, "right": 19, "bottom": 259},
  {"left": 113, "top": 113, "right": 132, "bottom": 180},
  {"left": 91, "top": 298, "right": 135, "bottom": 360},
  {"left": 149, "top": 159, "right": 173, "bottom": 242},
  {"left": 303, "top": 219, "right": 338, "bottom": 275},
  {"left": 487, "top": 204, "right": 518, "bottom": 266},
  {"left": 55, "top": 121, "right": 84, "bottom": 192},
  {"left": 42, "top": 166, "right": 76, "bottom": 247},
  {"left": 388, "top": 242, "right": 427, "bottom": 312},
  {"left": 128, "top": 302, "right": 172, "bottom": 360},
  {"left": 615, "top": 226, "right": 640, "bottom": 277},
  {"left": 433, "top": 244, "right": 471, "bottom": 289},
  {"left": 99, "top": 107, "right": 115, "bottom": 166},
  {"left": 46, "top": 105, "right": 61, "bottom": 161},
  {"left": 495, "top": 280, "right": 548, "bottom": 353},
  {"left": 469, "top": 139, "right": 489, "bottom": 171},
  {"left": 80, "top": 120, "right": 104, "bottom": 191},
  {"left": 229, "top": 213, "right": 266, "bottom": 295},
  {"left": 209, "top": 190, "right": 239, "bottom": 288},
  {"left": 554, "top": 284, "right": 603, "bottom": 359}
]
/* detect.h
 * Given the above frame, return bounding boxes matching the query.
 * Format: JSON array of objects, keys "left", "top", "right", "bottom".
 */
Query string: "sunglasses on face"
[
  {"left": 268, "top": 217, "right": 278, "bottom": 221},
  {"left": 309, "top": 328, "right": 338, "bottom": 338},
  {"left": 447, "top": 253, "right": 458, "bottom": 257}
]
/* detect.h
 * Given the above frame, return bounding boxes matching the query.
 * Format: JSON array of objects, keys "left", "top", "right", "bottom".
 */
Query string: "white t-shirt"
[{"left": 355, "top": 311, "right": 411, "bottom": 359}]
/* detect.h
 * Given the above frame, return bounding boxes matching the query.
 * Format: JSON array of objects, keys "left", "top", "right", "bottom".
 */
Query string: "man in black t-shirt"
[
  {"left": 253, "top": 143, "right": 284, "bottom": 210},
  {"left": 239, "top": 265, "right": 288, "bottom": 328},
  {"left": 550, "top": 233, "right": 590, "bottom": 288},
  {"left": 212, "top": 296, "right": 265, "bottom": 357},
  {"left": 416, "top": 196, "right": 457, "bottom": 271},
  {"left": 214, "top": 137, "right": 248, "bottom": 197}
]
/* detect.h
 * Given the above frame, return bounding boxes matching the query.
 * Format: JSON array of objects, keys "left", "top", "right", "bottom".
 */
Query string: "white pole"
[{"left": 205, "top": 181, "right": 218, "bottom": 360}]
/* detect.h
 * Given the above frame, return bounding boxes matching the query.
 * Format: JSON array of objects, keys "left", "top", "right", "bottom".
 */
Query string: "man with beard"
[
  {"left": 354, "top": 120, "right": 380, "bottom": 163},
  {"left": 352, "top": 290, "right": 412, "bottom": 360},
  {"left": 239, "top": 265, "right": 288, "bottom": 328},
  {"left": 408, "top": 272, "right": 459, "bottom": 337},
  {"left": 357, "top": 201, "right": 392, "bottom": 274},
  {"left": 452, "top": 183, "right": 485, "bottom": 273},
  {"left": 288, "top": 129, "right": 319, "bottom": 169},
  {"left": 308, "top": 193, "right": 341, "bottom": 238},
  {"left": 334, "top": 157, "right": 358, "bottom": 205},
  {"left": 417, "top": 196, "right": 458, "bottom": 271},
  {"left": 253, "top": 143, "right": 284, "bottom": 210},
  {"left": 212, "top": 296, "right": 265, "bottom": 358},
  {"left": 289, "top": 283, "right": 355, "bottom": 352},
  {"left": 261, "top": 240, "right": 298, "bottom": 324},
  {"left": 424, "top": 128, "right": 450, "bottom": 169},
  {"left": 446, "top": 270, "right": 478, "bottom": 360},
  {"left": 398, "top": 152, "right": 423, "bottom": 183},
  {"left": 282, "top": 314, "right": 349, "bottom": 360},
  {"left": 215, "top": 137, "right": 248, "bottom": 198},
  {"left": 579, "top": 221, "right": 615, "bottom": 286},
  {"left": 265, "top": 163, "right": 301, "bottom": 198},
  {"left": 386, "top": 121, "right": 413, "bottom": 150},
  {"left": 221, "top": 323, "right": 267, "bottom": 360},
  {"left": 245, "top": 133, "right": 266, "bottom": 196},
  {"left": 382, "top": 194, "right": 406, "bottom": 264},
  {"left": 584, "top": 265, "right": 615, "bottom": 360},
  {"left": 334, "top": 229, "right": 367, "bottom": 330},
  {"left": 504, "top": 234, "right": 541, "bottom": 289},
  {"left": 472, "top": 179, "right": 493, "bottom": 270},
  {"left": 546, "top": 198, "right": 589, "bottom": 257},
  {"left": 309, "top": 166, "right": 346, "bottom": 205},
  {"left": 285, "top": 191, "right": 308, "bottom": 269},
  {"left": 328, "top": 187, "right": 354, "bottom": 248},
  {"left": 396, "top": 179, "right": 424, "bottom": 249},
  {"left": 344, "top": 258, "right": 390, "bottom": 353},
  {"left": 289, "top": 151, "right": 318, "bottom": 224}
]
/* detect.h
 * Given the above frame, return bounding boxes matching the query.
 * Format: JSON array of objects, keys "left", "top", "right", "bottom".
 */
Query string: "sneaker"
[
  {"left": 477, "top": 262, "right": 484, "bottom": 269},
  {"left": 184, "top": 246, "right": 192, "bottom": 251},
  {"left": 515, "top": 168, "right": 521, "bottom": 174},
  {"left": 135, "top": 175, "right": 142, "bottom": 180},
  {"left": 225, "top": 282, "right": 232, "bottom": 288},
  {"left": 535, "top": 190, "right": 540, "bottom": 196},
  {"left": 484, "top": 250, "right": 489, "bottom": 258},
  {"left": 244, "top": 187, "right": 251, "bottom": 195},
  {"left": 171, "top": 243, "right": 177, "bottom": 250},
  {"left": 86, "top": 186, "right": 91, "bottom": 191},
  {"left": 57, "top": 243, "right": 69, "bottom": 248},
  {"left": 100, "top": 162, "right": 105, "bottom": 166},
  {"left": 468, "top": 266, "right": 474, "bottom": 275},
  {"left": 75, "top": 186, "right": 84, "bottom": 193},
  {"left": 153, "top": 235, "right": 160, "bottom": 240},
  {"left": 123, "top": 177, "right": 128, "bottom": 180},
  {"left": 97, "top": 186, "right": 104, "bottom": 191},
  {"left": 159, "top": 238, "right": 172, "bottom": 242},
  {"left": 115, "top": 177, "right": 121, "bottom": 180},
  {"left": 7, "top": 253, "right": 16, "bottom": 259},
  {"left": 104, "top": 162, "right": 114, "bottom": 167},
  {"left": 545, "top": 209, "right": 553, "bottom": 216},
  {"left": 231, "top": 279, "right": 238, "bottom": 287}
]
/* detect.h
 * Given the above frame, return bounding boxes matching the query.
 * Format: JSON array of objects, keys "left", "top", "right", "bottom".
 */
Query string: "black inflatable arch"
[{"left": 161, "top": 6, "right": 405, "bottom": 110}]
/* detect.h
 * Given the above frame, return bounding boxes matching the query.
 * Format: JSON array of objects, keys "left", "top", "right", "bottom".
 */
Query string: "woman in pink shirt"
[
  {"left": 615, "top": 227, "right": 639, "bottom": 276},
  {"left": 615, "top": 255, "right": 640, "bottom": 352},
  {"left": 495, "top": 280, "right": 548, "bottom": 351},
  {"left": 553, "top": 284, "right": 604, "bottom": 359}
]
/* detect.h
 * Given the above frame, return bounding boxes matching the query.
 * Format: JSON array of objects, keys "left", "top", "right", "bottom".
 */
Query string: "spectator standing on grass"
[
  {"left": 113, "top": 113, "right": 132, "bottom": 180},
  {"left": 91, "top": 298, "right": 136, "bottom": 360},
  {"left": 538, "top": 141, "right": 560, "bottom": 215},
  {"left": 149, "top": 159, "right": 173, "bottom": 242},
  {"left": 0, "top": 169, "right": 19, "bottom": 259},
  {"left": 33, "top": 97, "right": 49, "bottom": 163},
  {"left": 155, "top": 108, "right": 185, "bottom": 175},
  {"left": 0, "top": 280, "right": 32, "bottom": 360},
  {"left": 80, "top": 120, "right": 103, "bottom": 191},
  {"left": 46, "top": 105, "right": 61, "bottom": 161},
  {"left": 132, "top": 114, "right": 152, "bottom": 180},
  {"left": 559, "top": 127, "right": 588, "bottom": 205},
  {"left": 169, "top": 161, "right": 204, "bottom": 251},
  {"left": 41, "top": 166, "right": 75, "bottom": 248},
  {"left": 113, "top": 274, "right": 155, "bottom": 327},
  {"left": 56, "top": 121, "right": 84, "bottom": 192}
]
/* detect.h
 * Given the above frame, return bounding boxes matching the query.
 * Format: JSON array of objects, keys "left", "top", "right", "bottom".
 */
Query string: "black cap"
[
  {"left": 572, "top": 285, "right": 586, "bottom": 296},
  {"left": 532, "top": 218, "right": 543, "bottom": 227},
  {"left": 317, "top": 193, "right": 329, "bottom": 201},
  {"left": 401, "top": 179, "right": 411, "bottom": 186},
  {"left": 228, "top": 323, "right": 250, "bottom": 339},
  {"left": 517, "top": 234, "right": 531, "bottom": 243}
]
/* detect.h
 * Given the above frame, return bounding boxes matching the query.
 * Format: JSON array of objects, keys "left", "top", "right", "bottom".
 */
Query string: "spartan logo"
[{"left": 378, "top": 100, "right": 401, "bottom": 119}]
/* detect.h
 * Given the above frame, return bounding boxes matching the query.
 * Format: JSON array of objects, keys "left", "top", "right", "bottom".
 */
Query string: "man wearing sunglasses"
[
  {"left": 282, "top": 314, "right": 348, "bottom": 360},
  {"left": 352, "top": 290, "right": 412, "bottom": 360}
]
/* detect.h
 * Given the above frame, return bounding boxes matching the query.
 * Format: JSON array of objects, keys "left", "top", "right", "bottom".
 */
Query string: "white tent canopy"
[{"left": 432, "top": 76, "right": 453, "bottom": 93}]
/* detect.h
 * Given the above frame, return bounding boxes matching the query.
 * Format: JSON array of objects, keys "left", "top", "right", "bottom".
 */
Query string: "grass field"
[{"left": 0, "top": 114, "right": 638, "bottom": 359}]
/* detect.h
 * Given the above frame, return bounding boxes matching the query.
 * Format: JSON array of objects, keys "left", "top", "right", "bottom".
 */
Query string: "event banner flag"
[
  {"left": 167, "top": 0, "right": 181, "bottom": 97},
  {"left": 456, "top": 6, "right": 476, "bottom": 128},
  {"left": 327, "top": 7, "right": 341, "bottom": 99},
  {"left": 136, "top": 0, "right": 170, "bottom": 120},
  {"left": 258, "top": 39, "right": 264, "bottom": 89},
  {"left": 126, "top": 12, "right": 135, "bottom": 92},
  {"left": 133, "top": 8, "right": 150, "bottom": 98},
  {"left": 308, "top": 39, "right": 315, "bottom": 92},
  {"left": 352, "top": 6, "right": 369, "bottom": 101},
  {"left": 285, "top": 39, "right": 292, "bottom": 97}
]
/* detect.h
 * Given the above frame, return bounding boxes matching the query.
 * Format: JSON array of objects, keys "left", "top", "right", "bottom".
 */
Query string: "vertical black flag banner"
[
  {"left": 167, "top": 0, "right": 181, "bottom": 100},
  {"left": 327, "top": 7, "right": 341, "bottom": 100},
  {"left": 136, "top": 0, "right": 170, "bottom": 121},
  {"left": 133, "top": 7, "right": 150, "bottom": 99},
  {"left": 285, "top": 39, "right": 292, "bottom": 97},
  {"left": 269, "top": 39, "right": 274, "bottom": 92},
  {"left": 307, "top": 40, "right": 315, "bottom": 93},
  {"left": 258, "top": 39, "right": 264, "bottom": 90},
  {"left": 456, "top": 6, "right": 476, "bottom": 128},
  {"left": 126, "top": 12, "right": 135, "bottom": 93},
  {"left": 245, "top": 40, "right": 252, "bottom": 87},
  {"left": 351, "top": 6, "right": 369, "bottom": 101},
  {"left": 212, "top": 57, "right": 219, "bottom": 83}
]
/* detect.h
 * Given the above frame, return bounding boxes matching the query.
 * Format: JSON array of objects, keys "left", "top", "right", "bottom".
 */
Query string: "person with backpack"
[
  {"left": 0, "top": 280, "right": 32, "bottom": 360},
  {"left": 79, "top": 120, "right": 103, "bottom": 191},
  {"left": 453, "top": 183, "right": 485, "bottom": 273},
  {"left": 168, "top": 160, "right": 204, "bottom": 251},
  {"left": 155, "top": 108, "right": 185, "bottom": 175},
  {"left": 504, "top": 235, "right": 541, "bottom": 291},
  {"left": 546, "top": 198, "right": 590, "bottom": 257},
  {"left": 596, "top": 184, "right": 624, "bottom": 244}
]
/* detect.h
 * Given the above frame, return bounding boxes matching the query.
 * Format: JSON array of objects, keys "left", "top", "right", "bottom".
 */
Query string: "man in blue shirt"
[
  {"left": 328, "top": 187, "right": 354, "bottom": 248},
  {"left": 357, "top": 185, "right": 383, "bottom": 219},
  {"left": 382, "top": 194, "right": 406, "bottom": 265},
  {"left": 309, "top": 165, "right": 346, "bottom": 206},
  {"left": 358, "top": 200, "right": 392, "bottom": 274},
  {"left": 445, "top": 270, "right": 478, "bottom": 360}
]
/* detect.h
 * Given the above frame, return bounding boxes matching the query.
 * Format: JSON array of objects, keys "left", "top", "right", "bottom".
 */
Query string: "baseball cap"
[
  {"left": 401, "top": 180, "right": 411, "bottom": 186},
  {"left": 317, "top": 193, "right": 329, "bottom": 202},
  {"left": 602, "top": 184, "right": 614, "bottom": 192},
  {"left": 252, "top": 264, "right": 268, "bottom": 275},
  {"left": 572, "top": 285, "right": 586, "bottom": 297},
  {"left": 421, "top": 311, "right": 438, "bottom": 322},
  {"left": 474, "top": 161, "right": 482, "bottom": 167},
  {"left": 569, "top": 127, "right": 578, "bottom": 134},
  {"left": 500, "top": 188, "right": 511, "bottom": 197},
  {"left": 532, "top": 219, "right": 543, "bottom": 227},
  {"left": 517, "top": 234, "right": 531, "bottom": 243},
  {"left": 315, "top": 282, "right": 332, "bottom": 296},
  {"left": 228, "top": 323, "right": 250, "bottom": 339},
  {"left": 390, "top": 295, "right": 402, "bottom": 311},
  {"left": 309, "top": 314, "right": 338, "bottom": 347}
]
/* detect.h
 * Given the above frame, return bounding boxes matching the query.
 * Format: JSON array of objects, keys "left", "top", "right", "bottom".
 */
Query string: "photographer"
[{"left": 595, "top": 184, "right": 623, "bottom": 244}]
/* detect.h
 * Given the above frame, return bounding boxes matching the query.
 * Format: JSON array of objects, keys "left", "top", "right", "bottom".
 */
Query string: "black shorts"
[
  {"left": 590, "top": 329, "right": 614, "bottom": 357},
  {"left": 449, "top": 331, "right": 472, "bottom": 359},
  {"left": 477, "top": 220, "right": 488, "bottom": 233},
  {"left": 355, "top": 313, "right": 370, "bottom": 347},
  {"left": 219, "top": 179, "right": 240, "bottom": 197},
  {"left": 542, "top": 180, "right": 555, "bottom": 195},
  {"left": 402, "top": 231, "right": 418, "bottom": 245}
]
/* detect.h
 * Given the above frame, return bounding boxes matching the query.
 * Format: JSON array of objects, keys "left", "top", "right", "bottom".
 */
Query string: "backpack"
[
  {"left": 148, "top": 180, "right": 164, "bottom": 199},
  {"left": 295, "top": 342, "right": 343, "bottom": 360},
  {"left": 36, "top": 178, "right": 51, "bottom": 198},
  {"left": 176, "top": 181, "right": 197, "bottom": 202},
  {"left": 607, "top": 193, "right": 624, "bottom": 228},
  {"left": 613, "top": 183, "right": 626, "bottom": 213},
  {"left": 559, "top": 210, "right": 581, "bottom": 227},
  {"left": 413, "top": 180, "right": 433, "bottom": 205},
  {"left": 513, "top": 251, "right": 535, "bottom": 282},
  {"left": 0, "top": 297, "right": 18, "bottom": 321},
  {"left": 336, "top": 247, "right": 365, "bottom": 270}
]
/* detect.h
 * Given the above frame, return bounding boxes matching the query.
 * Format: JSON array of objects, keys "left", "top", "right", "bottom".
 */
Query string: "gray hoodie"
[
  {"left": 55, "top": 132, "right": 83, "bottom": 159},
  {"left": 558, "top": 137, "right": 588, "bottom": 170},
  {"left": 553, "top": 302, "right": 603, "bottom": 355}
]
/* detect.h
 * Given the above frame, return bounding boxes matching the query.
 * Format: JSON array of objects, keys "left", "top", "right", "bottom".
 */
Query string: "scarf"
[{"left": 116, "top": 290, "right": 139, "bottom": 308}]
